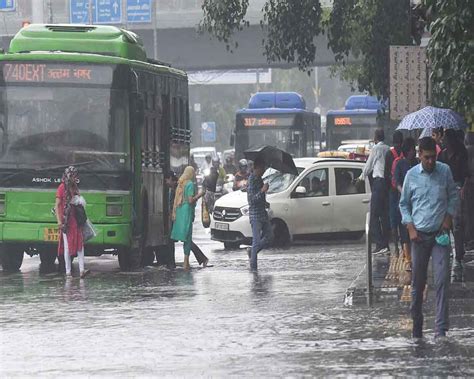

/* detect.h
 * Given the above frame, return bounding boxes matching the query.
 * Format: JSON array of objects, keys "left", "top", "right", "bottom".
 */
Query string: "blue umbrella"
[{"left": 396, "top": 106, "right": 468, "bottom": 132}]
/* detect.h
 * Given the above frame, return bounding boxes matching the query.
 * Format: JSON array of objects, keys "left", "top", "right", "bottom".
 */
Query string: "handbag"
[
  {"left": 202, "top": 199, "right": 210, "bottom": 228},
  {"left": 82, "top": 219, "right": 97, "bottom": 242}
]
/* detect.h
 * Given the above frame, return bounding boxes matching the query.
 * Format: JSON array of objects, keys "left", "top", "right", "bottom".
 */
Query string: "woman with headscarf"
[
  {"left": 55, "top": 166, "right": 89, "bottom": 278},
  {"left": 171, "top": 166, "right": 204, "bottom": 270}
]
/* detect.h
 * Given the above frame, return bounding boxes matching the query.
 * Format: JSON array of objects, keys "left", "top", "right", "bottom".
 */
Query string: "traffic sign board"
[
  {"left": 70, "top": 0, "right": 97, "bottom": 24},
  {"left": 96, "top": 0, "right": 122, "bottom": 24},
  {"left": 0, "top": 0, "right": 15, "bottom": 11},
  {"left": 127, "top": 0, "right": 152, "bottom": 23},
  {"left": 201, "top": 122, "right": 216, "bottom": 143}
]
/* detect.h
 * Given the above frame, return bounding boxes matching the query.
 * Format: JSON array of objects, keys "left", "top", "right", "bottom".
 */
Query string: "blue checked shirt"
[
  {"left": 247, "top": 173, "right": 268, "bottom": 222},
  {"left": 399, "top": 162, "right": 458, "bottom": 233}
]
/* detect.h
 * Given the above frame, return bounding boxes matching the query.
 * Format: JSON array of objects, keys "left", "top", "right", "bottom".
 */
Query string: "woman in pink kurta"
[{"left": 55, "top": 166, "right": 88, "bottom": 278}]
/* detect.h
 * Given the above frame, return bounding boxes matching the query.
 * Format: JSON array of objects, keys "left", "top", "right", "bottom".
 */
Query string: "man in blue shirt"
[
  {"left": 247, "top": 157, "right": 273, "bottom": 270},
  {"left": 399, "top": 137, "right": 458, "bottom": 339}
]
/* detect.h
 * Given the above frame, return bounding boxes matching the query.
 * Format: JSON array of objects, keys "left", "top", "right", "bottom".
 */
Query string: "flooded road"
[{"left": 1, "top": 225, "right": 473, "bottom": 377}]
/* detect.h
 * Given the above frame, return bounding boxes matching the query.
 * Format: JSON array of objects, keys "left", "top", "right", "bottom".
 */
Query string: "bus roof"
[
  {"left": 9, "top": 24, "right": 147, "bottom": 61},
  {"left": 236, "top": 108, "right": 312, "bottom": 115},
  {"left": 326, "top": 109, "right": 378, "bottom": 116},
  {"left": 3, "top": 24, "right": 186, "bottom": 77}
]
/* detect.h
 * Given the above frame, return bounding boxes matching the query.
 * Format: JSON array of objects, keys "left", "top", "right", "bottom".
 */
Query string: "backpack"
[
  {"left": 74, "top": 204, "right": 87, "bottom": 227},
  {"left": 390, "top": 149, "right": 405, "bottom": 190}
]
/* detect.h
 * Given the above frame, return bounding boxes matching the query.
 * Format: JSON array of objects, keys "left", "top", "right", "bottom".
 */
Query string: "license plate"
[
  {"left": 214, "top": 222, "right": 229, "bottom": 231},
  {"left": 44, "top": 227, "right": 60, "bottom": 242}
]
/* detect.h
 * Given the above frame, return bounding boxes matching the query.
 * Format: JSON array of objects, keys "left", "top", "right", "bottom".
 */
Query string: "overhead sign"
[
  {"left": 389, "top": 46, "right": 428, "bottom": 121},
  {"left": 70, "top": 0, "right": 97, "bottom": 24},
  {"left": 127, "top": 0, "right": 152, "bottom": 23},
  {"left": 1, "top": 63, "right": 114, "bottom": 85},
  {"left": 96, "top": 0, "right": 122, "bottom": 24},
  {"left": 0, "top": 0, "right": 14, "bottom": 11},
  {"left": 201, "top": 122, "right": 216, "bottom": 143}
]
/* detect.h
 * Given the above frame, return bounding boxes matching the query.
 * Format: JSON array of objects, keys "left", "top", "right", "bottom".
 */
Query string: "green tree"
[
  {"left": 326, "top": 0, "right": 412, "bottom": 100},
  {"left": 200, "top": 0, "right": 418, "bottom": 100},
  {"left": 426, "top": 0, "right": 474, "bottom": 125}
]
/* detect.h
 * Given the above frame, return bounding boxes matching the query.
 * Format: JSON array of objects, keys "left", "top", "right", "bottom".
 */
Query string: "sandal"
[{"left": 80, "top": 269, "right": 90, "bottom": 279}]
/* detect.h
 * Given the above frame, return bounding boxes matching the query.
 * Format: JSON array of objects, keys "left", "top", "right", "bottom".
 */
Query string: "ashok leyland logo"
[{"left": 32, "top": 177, "right": 62, "bottom": 183}]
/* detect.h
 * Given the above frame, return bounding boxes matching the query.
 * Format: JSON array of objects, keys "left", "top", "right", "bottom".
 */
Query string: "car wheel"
[
  {"left": 224, "top": 242, "right": 240, "bottom": 250},
  {"left": 271, "top": 219, "right": 290, "bottom": 247}
]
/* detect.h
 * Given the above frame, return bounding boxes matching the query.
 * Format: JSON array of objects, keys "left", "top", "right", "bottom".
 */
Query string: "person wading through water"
[
  {"left": 399, "top": 137, "right": 458, "bottom": 339},
  {"left": 55, "top": 166, "right": 89, "bottom": 278},
  {"left": 165, "top": 170, "right": 209, "bottom": 269},
  {"left": 171, "top": 166, "right": 205, "bottom": 270}
]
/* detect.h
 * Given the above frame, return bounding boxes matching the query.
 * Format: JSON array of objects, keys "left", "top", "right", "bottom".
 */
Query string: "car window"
[
  {"left": 335, "top": 167, "right": 365, "bottom": 195},
  {"left": 294, "top": 168, "right": 328, "bottom": 197}
]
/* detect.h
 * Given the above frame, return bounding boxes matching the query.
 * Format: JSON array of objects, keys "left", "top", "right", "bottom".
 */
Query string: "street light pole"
[{"left": 88, "top": 0, "right": 93, "bottom": 24}]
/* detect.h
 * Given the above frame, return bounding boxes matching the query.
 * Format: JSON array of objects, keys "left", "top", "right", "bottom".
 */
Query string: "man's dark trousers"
[
  {"left": 410, "top": 231, "right": 450, "bottom": 337},
  {"left": 370, "top": 177, "right": 390, "bottom": 249},
  {"left": 453, "top": 187, "right": 465, "bottom": 261}
]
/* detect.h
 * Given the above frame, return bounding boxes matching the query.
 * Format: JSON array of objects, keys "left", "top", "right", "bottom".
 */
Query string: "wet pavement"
[{"left": 1, "top": 222, "right": 474, "bottom": 377}]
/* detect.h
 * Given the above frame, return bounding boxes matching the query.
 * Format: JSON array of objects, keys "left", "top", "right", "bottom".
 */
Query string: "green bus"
[{"left": 0, "top": 24, "right": 190, "bottom": 271}]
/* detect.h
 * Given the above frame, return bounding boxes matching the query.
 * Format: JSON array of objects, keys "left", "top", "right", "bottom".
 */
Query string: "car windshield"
[
  {"left": 262, "top": 167, "right": 300, "bottom": 194},
  {"left": 0, "top": 86, "right": 130, "bottom": 171}
]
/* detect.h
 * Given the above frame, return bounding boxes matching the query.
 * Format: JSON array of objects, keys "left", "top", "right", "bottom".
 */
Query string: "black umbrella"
[{"left": 244, "top": 145, "right": 298, "bottom": 175}]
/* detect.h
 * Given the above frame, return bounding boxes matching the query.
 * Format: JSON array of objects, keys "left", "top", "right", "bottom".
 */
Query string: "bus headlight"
[
  {"left": 240, "top": 205, "right": 250, "bottom": 216},
  {"left": 106, "top": 204, "right": 123, "bottom": 217}
]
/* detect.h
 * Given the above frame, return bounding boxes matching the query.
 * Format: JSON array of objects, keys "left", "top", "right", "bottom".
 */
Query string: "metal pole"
[
  {"left": 366, "top": 211, "right": 373, "bottom": 302},
  {"left": 153, "top": 0, "right": 158, "bottom": 59},
  {"left": 88, "top": 0, "right": 93, "bottom": 24}
]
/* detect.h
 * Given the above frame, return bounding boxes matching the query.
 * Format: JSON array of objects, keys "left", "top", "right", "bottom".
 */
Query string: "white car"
[{"left": 211, "top": 158, "right": 371, "bottom": 249}]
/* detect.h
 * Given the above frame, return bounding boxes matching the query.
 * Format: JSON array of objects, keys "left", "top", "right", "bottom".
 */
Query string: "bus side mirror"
[
  {"left": 230, "top": 133, "right": 235, "bottom": 147},
  {"left": 132, "top": 94, "right": 145, "bottom": 126}
]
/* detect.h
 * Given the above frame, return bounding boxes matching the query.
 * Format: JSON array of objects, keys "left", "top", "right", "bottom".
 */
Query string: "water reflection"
[{"left": 250, "top": 272, "right": 273, "bottom": 297}]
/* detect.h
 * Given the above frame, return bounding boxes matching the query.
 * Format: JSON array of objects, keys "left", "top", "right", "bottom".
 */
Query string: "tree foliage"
[
  {"left": 200, "top": 0, "right": 250, "bottom": 52},
  {"left": 261, "top": 1, "right": 322, "bottom": 71},
  {"left": 200, "top": 0, "right": 472, "bottom": 120},
  {"left": 326, "top": 0, "right": 412, "bottom": 100},
  {"left": 426, "top": 0, "right": 474, "bottom": 125}
]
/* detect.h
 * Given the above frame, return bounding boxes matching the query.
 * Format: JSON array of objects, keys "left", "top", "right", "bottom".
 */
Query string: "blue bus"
[
  {"left": 326, "top": 95, "right": 386, "bottom": 151},
  {"left": 233, "top": 92, "right": 321, "bottom": 159}
]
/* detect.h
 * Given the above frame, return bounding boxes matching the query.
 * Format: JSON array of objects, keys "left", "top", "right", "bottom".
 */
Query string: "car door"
[
  {"left": 287, "top": 167, "right": 334, "bottom": 236},
  {"left": 332, "top": 165, "right": 370, "bottom": 232}
]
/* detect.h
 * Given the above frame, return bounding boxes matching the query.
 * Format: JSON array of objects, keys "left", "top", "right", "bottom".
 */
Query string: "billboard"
[{"left": 389, "top": 46, "right": 428, "bottom": 121}]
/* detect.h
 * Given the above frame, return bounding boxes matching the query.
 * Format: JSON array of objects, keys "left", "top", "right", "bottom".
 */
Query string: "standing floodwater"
[{"left": 1, "top": 224, "right": 473, "bottom": 377}]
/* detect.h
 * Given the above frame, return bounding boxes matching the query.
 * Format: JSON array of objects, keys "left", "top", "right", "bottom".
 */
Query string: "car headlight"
[{"left": 240, "top": 205, "right": 250, "bottom": 216}]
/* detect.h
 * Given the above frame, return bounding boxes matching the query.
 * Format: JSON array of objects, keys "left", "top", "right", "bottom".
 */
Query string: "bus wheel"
[
  {"left": 118, "top": 249, "right": 131, "bottom": 271},
  {"left": 271, "top": 219, "right": 290, "bottom": 247},
  {"left": 0, "top": 244, "right": 24, "bottom": 272},
  {"left": 39, "top": 250, "right": 57, "bottom": 266}
]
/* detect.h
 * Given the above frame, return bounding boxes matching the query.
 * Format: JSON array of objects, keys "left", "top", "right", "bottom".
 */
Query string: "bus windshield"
[
  {"left": 236, "top": 128, "right": 304, "bottom": 158},
  {"left": 0, "top": 86, "right": 129, "bottom": 172}
]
